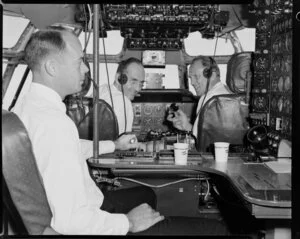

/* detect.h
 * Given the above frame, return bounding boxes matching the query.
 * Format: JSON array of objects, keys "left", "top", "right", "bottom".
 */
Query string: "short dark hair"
[
  {"left": 24, "top": 28, "right": 71, "bottom": 71},
  {"left": 191, "top": 55, "right": 220, "bottom": 77},
  {"left": 116, "top": 57, "right": 143, "bottom": 75}
]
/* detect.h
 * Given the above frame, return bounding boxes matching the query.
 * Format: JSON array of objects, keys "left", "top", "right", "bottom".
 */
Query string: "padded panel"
[
  {"left": 2, "top": 110, "right": 52, "bottom": 235},
  {"left": 226, "top": 52, "right": 253, "bottom": 94},
  {"left": 65, "top": 97, "right": 119, "bottom": 141},
  {"left": 197, "top": 94, "right": 249, "bottom": 152}
]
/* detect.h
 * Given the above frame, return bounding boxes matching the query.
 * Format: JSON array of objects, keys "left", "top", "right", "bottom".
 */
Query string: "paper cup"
[
  {"left": 214, "top": 142, "right": 230, "bottom": 162},
  {"left": 174, "top": 143, "right": 189, "bottom": 165}
]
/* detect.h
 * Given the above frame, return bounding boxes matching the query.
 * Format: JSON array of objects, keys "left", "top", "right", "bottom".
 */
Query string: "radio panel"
[
  {"left": 132, "top": 102, "right": 195, "bottom": 141},
  {"left": 250, "top": 0, "right": 292, "bottom": 152}
]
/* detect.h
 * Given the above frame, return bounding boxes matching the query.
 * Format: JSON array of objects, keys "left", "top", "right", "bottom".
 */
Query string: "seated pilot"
[
  {"left": 167, "top": 56, "right": 232, "bottom": 139},
  {"left": 94, "top": 57, "right": 145, "bottom": 134}
]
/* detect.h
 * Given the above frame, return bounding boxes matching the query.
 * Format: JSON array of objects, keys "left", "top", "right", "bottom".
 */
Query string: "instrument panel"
[
  {"left": 100, "top": 4, "right": 229, "bottom": 49},
  {"left": 250, "top": 0, "right": 292, "bottom": 154}
]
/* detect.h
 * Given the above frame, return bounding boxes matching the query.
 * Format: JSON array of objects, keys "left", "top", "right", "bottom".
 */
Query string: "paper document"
[{"left": 265, "top": 158, "right": 291, "bottom": 173}]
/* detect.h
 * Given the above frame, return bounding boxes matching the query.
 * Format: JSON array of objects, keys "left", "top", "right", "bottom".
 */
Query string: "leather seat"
[
  {"left": 2, "top": 110, "right": 59, "bottom": 235},
  {"left": 64, "top": 97, "right": 119, "bottom": 141},
  {"left": 195, "top": 52, "right": 253, "bottom": 152},
  {"left": 226, "top": 52, "right": 253, "bottom": 94},
  {"left": 196, "top": 94, "right": 249, "bottom": 152}
]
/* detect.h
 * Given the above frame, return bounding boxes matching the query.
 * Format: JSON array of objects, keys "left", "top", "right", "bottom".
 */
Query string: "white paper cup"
[
  {"left": 174, "top": 143, "right": 189, "bottom": 165},
  {"left": 214, "top": 142, "right": 230, "bottom": 162}
]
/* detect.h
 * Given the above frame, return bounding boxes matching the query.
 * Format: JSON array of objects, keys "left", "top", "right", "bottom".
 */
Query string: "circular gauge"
[
  {"left": 256, "top": 75, "right": 266, "bottom": 86},
  {"left": 255, "top": 57, "right": 267, "bottom": 71},
  {"left": 253, "top": 0, "right": 259, "bottom": 7},
  {"left": 257, "top": 18, "right": 270, "bottom": 32},
  {"left": 278, "top": 22, "right": 282, "bottom": 32},
  {"left": 284, "top": 99, "right": 291, "bottom": 114},
  {"left": 273, "top": 57, "right": 280, "bottom": 72},
  {"left": 286, "top": 33, "right": 292, "bottom": 51},
  {"left": 284, "top": 76, "right": 291, "bottom": 91},
  {"left": 270, "top": 117, "right": 276, "bottom": 127},
  {"left": 285, "top": 56, "right": 292, "bottom": 72},
  {"left": 280, "top": 57, "right": 285, "bottom": 72},
  {"left": 265, "top": 0, "right": 271, "bottom": 5},
  {"left": 277, "top": 96, "right": 284, "bottom": 112},
  {"left": 254, "top": 96, "right": 267, "bottom": 110},
  {"left": 257, "top": 36, "right": 268, "bottom": 48},
  {"left": 271, "top": 78, "right": 278, "bottom": 91},
  {"left": 144, "top": 104, "right": 153, "bottom": 115},
  {"left": 278, "top": 38, "right": 282, "bottom": 52},
  {"left": 278, "top": 76, "right": 284, "bottom": 92},
  {"left": 271, "top": 97, "right": 277, "bottom": 111},
  {"left": 272, "top": 40, "right": 278, "bottom": 53}
]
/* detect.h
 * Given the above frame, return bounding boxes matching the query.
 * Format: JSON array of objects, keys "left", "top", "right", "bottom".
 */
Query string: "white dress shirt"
[
  {"left": 192, "top": 82, "right": 232, "bottom": 138},
  {"left": 98, "top": 84, "right": 133, "bottom": 134},
  {"left": 13, "top": 82, "right": 129, "bottom": 235}
]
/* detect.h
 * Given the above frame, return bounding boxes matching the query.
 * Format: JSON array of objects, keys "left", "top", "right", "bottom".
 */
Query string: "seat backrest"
[
  {"left": 65, "top": 97, "right": 119, "bottom": 141},
  {"left": 226, "top": 52, "right": 253, "bottom": 94},
  {"left": 2, "top": 110, "right": 52, "bottom": 235},
  {"left": 196, "top": 94, "right": 249, "bottom": 152}
]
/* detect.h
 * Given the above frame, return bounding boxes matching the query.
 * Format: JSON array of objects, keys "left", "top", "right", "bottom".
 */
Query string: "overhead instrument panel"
[
  {"left": 101, "top": 4, "right": 229, "bottom": 50},
  {"left": 250, "top": 0, "right": 292, "bottom": 155}
]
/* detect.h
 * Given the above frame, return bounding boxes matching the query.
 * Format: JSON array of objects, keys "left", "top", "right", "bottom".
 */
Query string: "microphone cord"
[{"left": 120, "top": 84, "right": 127, "bottom": 133}]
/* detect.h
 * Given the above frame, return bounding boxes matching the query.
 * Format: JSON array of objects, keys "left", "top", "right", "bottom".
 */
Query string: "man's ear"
[{"left": 44, "top": 59, "right": 57, "bottom": 77}]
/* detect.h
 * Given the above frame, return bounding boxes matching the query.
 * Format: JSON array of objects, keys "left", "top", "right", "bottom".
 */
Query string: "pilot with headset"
[
  {"left": 167, "top": 56, "right": 232, "bottom": 138},
  {"left": 99, "top": 58, "right": 145, "bottom": 134}
]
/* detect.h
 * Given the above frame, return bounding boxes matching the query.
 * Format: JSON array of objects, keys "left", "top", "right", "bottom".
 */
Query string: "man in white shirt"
[
  {"left": 167, "top": 56, "right": 232, "bottom": 139},
  {"left": 99, "top": 58, "right": 145, "bottom": 134},
  {"left": 13, "top": 27, "right": 164, "bottom": 235},
  {"left": 13, "top": 28, "right": 230, "bottom": 236}
]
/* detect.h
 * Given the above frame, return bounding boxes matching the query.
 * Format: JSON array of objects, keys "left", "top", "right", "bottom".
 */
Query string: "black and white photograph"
[{"left": 2, "top": 2, "right": 298, "bottom": 238}]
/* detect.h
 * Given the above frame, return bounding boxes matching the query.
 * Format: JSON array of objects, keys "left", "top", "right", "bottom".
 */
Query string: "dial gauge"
[
  {"left": 271, "top": 97, "right": 277, "bottom": 111},
  {"left": 277, "top": 96, "right": 283, "bottom": 112},
  {"left": 254, "top": 96, "right": 267, "bottom": 110},
  {"left": 278, "top": 76, "right": 284, "bottom": 92},
  {"left": 271, "top": 78, "right": 278, "bottom": 91},
  {"left": 284, "top": 76, "right": 291, "bottom": 91}
]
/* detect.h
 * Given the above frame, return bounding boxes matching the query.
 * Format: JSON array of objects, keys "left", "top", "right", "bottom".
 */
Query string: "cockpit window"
[
  {"left": 3, "top": 16, "right": 30, "bottom": 48},
  {"left": 2, "top": 65, "right": 32, "bottom": 110},
  {"left": 79, "top": 30, "right": 123, "bottom": 55},
  {"left": 184, "top": 28, "right": 256, "bottom": 56}
]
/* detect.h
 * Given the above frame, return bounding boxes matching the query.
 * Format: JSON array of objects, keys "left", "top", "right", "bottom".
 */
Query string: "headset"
[
  {"left": 118, "top": 73, "right": 128, "bottom": 85},
  {"left": 202, "top": 56, "right": 216, "bottom": 79}
]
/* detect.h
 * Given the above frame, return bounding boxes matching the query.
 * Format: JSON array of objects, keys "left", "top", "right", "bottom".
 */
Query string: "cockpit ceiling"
[{"left": 3, "top": 4, "right": 256, "bottom": 37}]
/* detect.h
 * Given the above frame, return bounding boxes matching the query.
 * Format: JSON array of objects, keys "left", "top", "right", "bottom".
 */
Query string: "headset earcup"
[
  {"left": 203, "top": 68, "right": 212, "bottom": 79},
  {"left": 118, "top": 74, "right": 128, "bottom": 85}
]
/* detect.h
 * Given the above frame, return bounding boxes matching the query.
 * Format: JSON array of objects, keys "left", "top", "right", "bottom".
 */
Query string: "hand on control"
[
  {"left": 167, "top": 109, "right": 192, "bottom": 131},
  {"left": 126, "top": 203, "right": 165, "bottom": 233},
  {"left": 114, "top": 134, "right": 139, "bottom": 150}
]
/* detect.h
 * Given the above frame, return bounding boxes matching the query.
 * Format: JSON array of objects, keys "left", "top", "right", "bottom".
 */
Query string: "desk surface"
[{"left": 87, "top": 152, "right": 291, "bottom": 217}]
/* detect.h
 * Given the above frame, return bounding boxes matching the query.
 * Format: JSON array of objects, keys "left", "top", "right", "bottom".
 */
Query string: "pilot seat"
[
  {"left": 2, "top": 110, "right": 59, "bottom": 235},
  {"left": 196, "top": 52, "right": 253, "bottom": 152}
]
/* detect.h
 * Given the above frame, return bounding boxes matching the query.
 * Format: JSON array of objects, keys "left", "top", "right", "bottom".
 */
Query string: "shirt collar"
[
  {"left": 29, "top": 82, "right": 66, "bottom": 112},
  {"left": 210, "top": 81, "right": 223, "bottom": 92}
]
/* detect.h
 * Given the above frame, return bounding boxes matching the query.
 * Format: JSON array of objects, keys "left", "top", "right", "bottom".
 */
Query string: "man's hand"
[
  {"left": 114, "top": 134, "right": 139, "bottom": 150},
  {"left": 167, "top": 109, "right": 192, "bottom": 131},
  {"left": 126, "top": 203, "right": 165, "bottom": 233}
]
